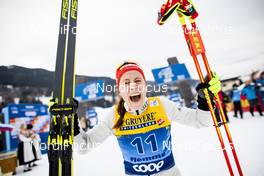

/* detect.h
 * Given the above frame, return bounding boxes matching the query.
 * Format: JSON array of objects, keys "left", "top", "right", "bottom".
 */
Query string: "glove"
[
  {"left": 157, "top": 0, "right": 181, "bottom": 25},
  {"left": 48, "top": 98, "right": 80, "bottom": 137},
  {"left": 177, "top": 0, "right": 198, "bottom": 19},
  {"left": 196, "top": 72, "right": 221, "bottom": 111},
  {"left": 157, "top": 0, "right": 198, "bottom": 25},
  {"left": 208, "top": 72, "right": 221, "bottom": 95}
]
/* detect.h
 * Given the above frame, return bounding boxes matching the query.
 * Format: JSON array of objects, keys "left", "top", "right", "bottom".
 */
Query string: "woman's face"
[{"left": 119, "top": 70, "right": 147, "bottom": 110}]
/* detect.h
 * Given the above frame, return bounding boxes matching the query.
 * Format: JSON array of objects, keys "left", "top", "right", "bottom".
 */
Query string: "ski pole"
[
  {"left": 177, "top": 12, "right": 236, "bottom": 176},
  {"left": 191, "top": 21, "right": 244, "bottom": 176}
]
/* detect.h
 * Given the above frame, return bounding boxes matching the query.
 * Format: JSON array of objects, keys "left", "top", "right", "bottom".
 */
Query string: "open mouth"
[{"left": 129, "top": 94, "right": 141, "bottom": 103}]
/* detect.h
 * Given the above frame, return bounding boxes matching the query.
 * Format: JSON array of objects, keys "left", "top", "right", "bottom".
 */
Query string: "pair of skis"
[
  {"left": 162, "top": 3, "right": 243, "bottom": 176},
  {"left": 48, "top": 0, "right": 78, "bottom": 176}
]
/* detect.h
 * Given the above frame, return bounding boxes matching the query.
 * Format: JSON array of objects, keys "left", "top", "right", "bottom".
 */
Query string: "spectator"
[
  {"left": 27, "top": 124, "right": 42, "bottom": 167},
  {"left": 0, "top": 113, "right": 4, "bottom": 152},
  {"left": 17, "top": 124, "right": 34, "bottom": 172},
  {"left": 256, "top": 71, "right": 264, "bottom": 107},
  {"left": 242, "top": 80, "right": 263, "bottom": 116},
  {"left": 230, "top": 83, "right": 243, "bottom": 119}
]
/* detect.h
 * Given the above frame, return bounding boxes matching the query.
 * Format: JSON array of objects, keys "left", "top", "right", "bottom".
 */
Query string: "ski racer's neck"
[{"left": 124, "top": 98, "right": 148, "bottom": 115}]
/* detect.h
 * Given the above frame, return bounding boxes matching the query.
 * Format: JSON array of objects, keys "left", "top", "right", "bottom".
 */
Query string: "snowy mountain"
[{"left": 0, "top": 65, "right": 116, "bottom": 88}]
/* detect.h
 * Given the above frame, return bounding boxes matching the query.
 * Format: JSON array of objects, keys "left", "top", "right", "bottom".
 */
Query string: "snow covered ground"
[{"left": 15, "top": 109, "right": 264, "bottom": 176}]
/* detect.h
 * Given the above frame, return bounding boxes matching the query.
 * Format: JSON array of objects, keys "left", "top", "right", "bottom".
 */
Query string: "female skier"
[{"left": 74, "top": 61, "right": 221, "bottom": 176}]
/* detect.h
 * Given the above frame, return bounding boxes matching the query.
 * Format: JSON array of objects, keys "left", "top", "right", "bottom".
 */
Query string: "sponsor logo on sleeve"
[{"left": 150, "top": 100, "right": 159, "bottom": 107}]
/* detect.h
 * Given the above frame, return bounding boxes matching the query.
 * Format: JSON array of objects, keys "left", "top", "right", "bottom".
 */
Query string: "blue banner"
[
  {"left": 8, "top": 104, "right": 48, "bottom": 118},
  {"left": 75, "top": 80, "right": 104, "bottom": 102},
  {"left": 2, "top": 104, "right": 49, "bottom": 153},
  {"left": 152, "top": 64, "right": 190, "bottom": 84}
]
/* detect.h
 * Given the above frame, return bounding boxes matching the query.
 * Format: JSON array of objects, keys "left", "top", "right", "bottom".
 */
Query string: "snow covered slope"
[{"left": 15, "top": 108, "right": 264, "bottom": 176}]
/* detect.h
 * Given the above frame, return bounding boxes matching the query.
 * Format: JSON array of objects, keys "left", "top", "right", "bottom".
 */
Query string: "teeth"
[{"left": 130, "top": 93, "right": 140, "bottom": 97}]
